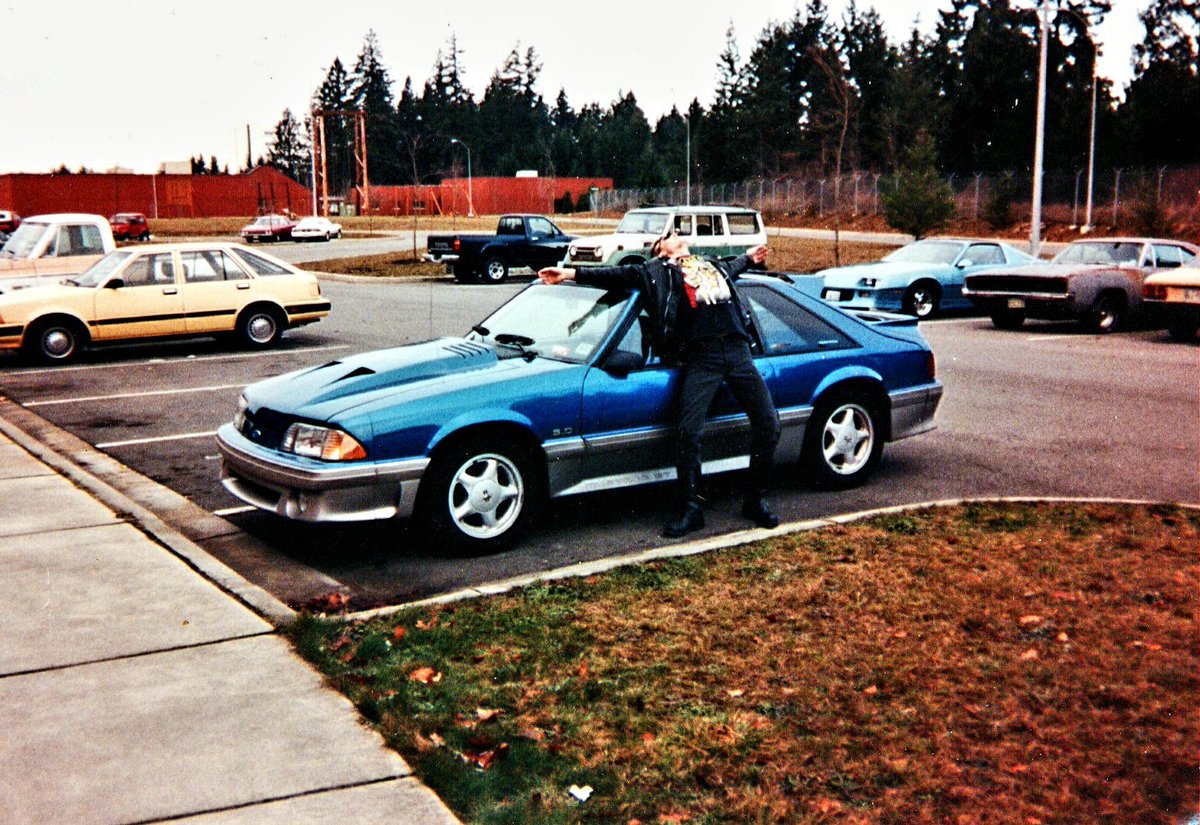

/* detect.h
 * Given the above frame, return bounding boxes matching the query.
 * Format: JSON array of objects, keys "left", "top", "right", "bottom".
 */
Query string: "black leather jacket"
[{"left": 574, "top": 254, "right": 759, "bottom": 359}]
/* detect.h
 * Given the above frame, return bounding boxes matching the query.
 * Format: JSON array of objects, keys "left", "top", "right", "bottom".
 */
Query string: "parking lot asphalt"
[{"left": 0, "top": 418, "right": 460, "bottom": 824}]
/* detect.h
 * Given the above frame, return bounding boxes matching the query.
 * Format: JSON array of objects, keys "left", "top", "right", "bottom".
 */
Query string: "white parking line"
[
  {"left": 96, "top": 431, "right": 217, "bottom": 449},
  {"left": 3, "top": 344, "right": 350, "bottom": 377},
  {"left": 27, "top": 384, "right": 247, "bottom": 408},
  {"left": 214, "top": 505, "right": 257, "bottom": 516}
]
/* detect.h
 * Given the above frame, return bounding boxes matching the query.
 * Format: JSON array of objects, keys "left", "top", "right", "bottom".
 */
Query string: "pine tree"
[
  {"left": 351, "top": 30, "right": 403, "bottom": 184},
  {"left": 312, "top": 58, "right": 355, "bottom": 196},
  {"left": 266, "top": 108, "right": 311, "bottom": 184},
  {"left": 882, "top": 129, "right": 956, "bottom": 239}
]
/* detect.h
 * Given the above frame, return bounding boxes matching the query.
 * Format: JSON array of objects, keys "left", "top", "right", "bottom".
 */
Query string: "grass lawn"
[{"left": 289, "top": 501, "right": 1198, "bottom": 824}]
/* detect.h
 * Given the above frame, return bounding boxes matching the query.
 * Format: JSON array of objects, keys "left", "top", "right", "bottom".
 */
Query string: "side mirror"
[
  {"left": 104, "top": 278, "right": 124, "bottom": 289},
  {"left": 957, "top": 259, "right": 974, "bottom": 269},
  {"left": 603, "top": 350, "right": 644, "bottom": 377}
]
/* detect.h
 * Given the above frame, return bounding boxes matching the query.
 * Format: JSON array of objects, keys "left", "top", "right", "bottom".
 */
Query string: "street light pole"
[
  {"left": 1030, "top": 0, "right": 1052, "bottom": 256},
  {"left": 1083, "top": 44, "right": 1098, "bottom": 233},
  {"left": 450, "top": 137, "right": 474, "bottom": 218}
]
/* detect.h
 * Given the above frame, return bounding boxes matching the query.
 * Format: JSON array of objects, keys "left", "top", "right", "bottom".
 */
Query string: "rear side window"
[
  {"left": 52, "top": 224, "right": 106, "bottom": 256},
  {"left": 964, "top": 243, "right": 1004, "bottom": 265},
  {"left": 232, "top": 249, "right": 291, "bottom": 276},
  {"left": 727, "top": 214, "right": 760, "bottom": 235},
  {"left": 1152, "top": 244, "right": 1192, "bottom": 268},
  {"left": 695, "top": 214, "right": 722, "bottom": 237},
  {"left": 498, "top": 217, "right": 524, "bottom": 235},
  {"left": 183, "top": 250, "right": 244, "bottom": 282},
  {"left": 741, "top": 284, "right": 855, "bottom": 355}
]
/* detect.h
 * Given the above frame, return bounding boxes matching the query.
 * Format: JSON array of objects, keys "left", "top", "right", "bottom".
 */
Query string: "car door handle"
[
  {"left": 236, "top": 283, "right": 250, "bottom": 290},
  {"left": 162, "top": 287, "right": 178, "bottom": 295}
]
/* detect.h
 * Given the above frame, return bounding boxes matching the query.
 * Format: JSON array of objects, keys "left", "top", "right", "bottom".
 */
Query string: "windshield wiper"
[
  {"left": 471, "top": 324, "right": 489, "bottom": 337},
  {"left": 493, "top": 333, "right": 538, "bottom": 361}
]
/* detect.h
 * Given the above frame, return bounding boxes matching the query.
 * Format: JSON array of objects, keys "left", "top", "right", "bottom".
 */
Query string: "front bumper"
[
  {"left": 216, "top": 423, "right": 429, "bottom": 523},
  {"left": 821, "top": 286, "right": 904, "bottom": 313}
]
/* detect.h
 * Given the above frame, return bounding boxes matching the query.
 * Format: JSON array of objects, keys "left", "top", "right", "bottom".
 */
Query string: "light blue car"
[{"left": 819, "top": 238, "right": 1038, "bottom": 319}]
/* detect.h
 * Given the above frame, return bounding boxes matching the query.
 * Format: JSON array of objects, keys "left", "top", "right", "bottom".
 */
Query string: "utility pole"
[{"left": 1030, "top": 0, "right": 1052, "bottom": 256}]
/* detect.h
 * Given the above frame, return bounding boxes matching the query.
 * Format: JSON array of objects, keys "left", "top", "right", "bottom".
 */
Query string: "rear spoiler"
[{"left": 844, "top": 309, "right": 921, "bottom": 328}]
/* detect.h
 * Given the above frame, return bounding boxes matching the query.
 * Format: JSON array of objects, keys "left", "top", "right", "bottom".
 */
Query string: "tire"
[
  {"left": 481, "top": 256, "right": 509, "bottom": 284},
  {"left": 902, "top": 280, "right": 941, "bottom": 319},
  {"left": 26, "top": 317, "right": 87, "bottom": 365},
  {"left": 417, "top": 436, "right": 540, "bottom": 553},
  {"left": 1084, "top": 291, "right": 1124, "bottom": 334},
  {"left": 139, "top": 231, "right": 150, "bottom": 241},
  {"left": 802, "top": 391, "right": 883, "bottom": 489},
  {"left": 236, "top": 306, "right": 283, "bottom": 349},
  {"left": 990, "top": 309, "right": 1026, "bottom": 330}
]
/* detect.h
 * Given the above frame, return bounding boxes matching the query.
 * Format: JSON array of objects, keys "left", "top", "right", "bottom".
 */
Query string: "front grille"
[
  {"left": 966, "top": 275, "right": 1069, "bottom": 294},
  {"left": 570, "top": 247, "right": 603, "bottom": 262},
  {"left": 240, "top": 406, "right": 293, "bottom": 450}
]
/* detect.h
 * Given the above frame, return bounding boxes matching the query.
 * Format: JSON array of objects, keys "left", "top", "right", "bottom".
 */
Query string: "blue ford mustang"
[
  {"left": 216, "top": 275, "right": 943, "bottom": 551},
  {"left": 819, "top": 238, "right": 1037, "bottom": 319}
]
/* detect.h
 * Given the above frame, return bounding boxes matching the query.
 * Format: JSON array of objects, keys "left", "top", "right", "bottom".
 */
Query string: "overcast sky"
[{"left": 0, "top": 0, "right": 1145, "bottom": 175}]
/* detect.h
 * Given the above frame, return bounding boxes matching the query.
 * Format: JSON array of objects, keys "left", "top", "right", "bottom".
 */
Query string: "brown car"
[{"left": 962, "top": 237, "right": 1200, "bottom": 333}]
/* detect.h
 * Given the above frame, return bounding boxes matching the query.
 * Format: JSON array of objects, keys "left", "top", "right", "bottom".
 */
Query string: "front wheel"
[
  {"left": 1084, "top": 292, "right": 1124, "bottom": 334},
  {"left": 417, "top": 436, "right": 540, "bottom": 553},
  {"left": 903, "top": 281, "right": 940, "bottom": 319},
  {"left": 802, "top": 392, "right": 883, "bottom": 489},
  {"left": 481, "top": 256, "right": 509, "bottom": 284},
  {"left": 236, "top": 306, "right": 283, "bottom": 349},
  {"left": 26, "top": 318, "right": 87, "bottom": 365}
]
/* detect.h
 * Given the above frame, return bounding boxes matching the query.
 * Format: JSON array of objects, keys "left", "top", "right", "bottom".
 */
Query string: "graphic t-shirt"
[{"left": 674, "top": 255, "right": 744, "bottom": 342}]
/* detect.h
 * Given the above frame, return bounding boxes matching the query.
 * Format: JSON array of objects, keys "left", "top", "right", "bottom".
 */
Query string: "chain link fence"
[{"left": 592, "top": 166, "right": 1199, "bottom": 229}]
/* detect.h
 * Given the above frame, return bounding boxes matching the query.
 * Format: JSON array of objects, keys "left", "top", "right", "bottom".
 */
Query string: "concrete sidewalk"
[{"left": 0, "top": 429, "right": 459, "bottom": 824}]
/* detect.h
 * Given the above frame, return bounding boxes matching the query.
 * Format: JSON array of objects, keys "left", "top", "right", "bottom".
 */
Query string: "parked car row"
[{"left": 238, "top": 214, "right": 343, "bottom": 243}]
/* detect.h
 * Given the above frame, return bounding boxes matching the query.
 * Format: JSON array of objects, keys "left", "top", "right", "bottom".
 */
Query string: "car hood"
[
  {"left": 570, "top": 232, "right": 654, "bottom": 248},
  {"left": 243, "top": 337, "right": 567, "bottom": 422},
  {"left": 820, "top": 261, "right": 953, "bottom": 287},
  {"left": 966, "top": 262, "right": 1119, "bottom": 280},
  {"left": 0, "top": 281, "right": 86, "bottom": 302}
]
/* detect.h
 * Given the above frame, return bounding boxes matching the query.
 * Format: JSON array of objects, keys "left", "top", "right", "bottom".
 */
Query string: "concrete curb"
[{"left": 339, "top": 495, "right": 1200, "bottom": 623}]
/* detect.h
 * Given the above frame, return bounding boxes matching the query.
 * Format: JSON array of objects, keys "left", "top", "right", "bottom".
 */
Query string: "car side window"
[
  {"left": 727, "top": 214, "right": 761, "bottom": 235},
  {"left": 1152, "top": 244, "right": 1186, "bottom": 268},
  {"left": 231, "top": 249, "right": 289, "bottom": 276},
  {"left": 52, "top": 224, "right": 105, "bottom": 257},
  {"left": 498, "top": 217, "right": 523, "bottom": 235},
  {"left": 695, "top": 214, "right": 718, "bottom": 237},
  {"left": 528, "top": 217, "right": 555, "bottom": 237},
  {"left": 965, "top": 243, "right": 1004, "bottom": 265},
  {"left": 183, "top": 250, "right": 241, "bottom": 282},
  {"left": 609, "top": 307, "right": 660, "bottom": 368},
  {"left": 673, "top": 215, "right": 693, "bottom": 236},
  {"left": 121, "top": 253, "right": 176, "bottom": 286},
  {"left": 741, "top": 285, "right": 855, "bottom": 355}
]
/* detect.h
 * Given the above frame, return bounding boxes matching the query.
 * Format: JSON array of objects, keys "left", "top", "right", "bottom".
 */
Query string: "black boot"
[
  {"left": 662, "top": 465, "right": 705, "bottom": 538},
  {"left": 741, "top": 452, "right": 779, "bottom": 529}
]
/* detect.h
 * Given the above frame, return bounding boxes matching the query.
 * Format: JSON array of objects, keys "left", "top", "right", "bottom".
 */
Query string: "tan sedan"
[{"left": 0, "top": 242, "right": 330, "bottom": 364}]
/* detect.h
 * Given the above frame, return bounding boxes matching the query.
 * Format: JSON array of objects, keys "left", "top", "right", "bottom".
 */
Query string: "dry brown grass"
[{"left": 292, "top": 502, "right": 1199, "bottom": 824}]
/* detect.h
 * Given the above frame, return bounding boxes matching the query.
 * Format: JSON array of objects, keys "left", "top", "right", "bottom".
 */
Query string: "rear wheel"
[
  {"left": 26, "top": 317, "right": 87, "bottom": 365},
  {"left": 802, "top": 391, "right": 883, "bottom": 489},
  {"left": 236, "top": 306, "right": 283, "bottom": 349},
  {"left": 1084, "top": 291, "right": 1125, "bottom": 334},
  {"left": 903, "top": 280, "right": 941, "bottom": 319},
  {"left": 481, "top": 256, "right": 509, "bottom": 284},
  {"left": 1166, "top": 313, "right": 1199, "bottom": 342},
  {"left": 417, "top": 436, "right": 540, "bottom": 553},
  {"left": 990, "top": 309, "right": 1026, "bottom": 330}
]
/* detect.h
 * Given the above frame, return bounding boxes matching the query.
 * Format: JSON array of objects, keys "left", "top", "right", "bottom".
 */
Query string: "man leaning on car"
[{"left": 539, "top": 233, "right": 779, "bottom": 539}]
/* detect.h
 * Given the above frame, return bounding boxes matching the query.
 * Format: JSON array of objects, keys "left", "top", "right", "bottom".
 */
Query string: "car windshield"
[
  {"left": 884, "top": 241, "right": 964, "bottom": 265},
  {"left": 253, "top": 217, "right": 276, "bottom": 226},
  {"left": 616, "top": 212, "right": 669, "bottom": 235},
  {"left": 1053, "top": 241, "right": 1144, "bottom": 266},
  {"left": 467, "top": 283, "right": 634, "bottom": 364},
  {"left": 73, "top": 250, "right": 134, "bottom": 287},
  {"left": 0, "top": 221, "right": 52, "bottom": 258}
]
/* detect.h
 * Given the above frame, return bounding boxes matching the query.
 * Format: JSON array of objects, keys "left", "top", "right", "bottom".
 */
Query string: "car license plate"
[
  {"left": 826, "top": 290, "right": 848, "bottom": 301},
  {"left": 1180, "top": 288, "right": 1200, "bottom": 303},
  {"left": 1007, "top": 298, "right": 1025, "bottom": 309}
]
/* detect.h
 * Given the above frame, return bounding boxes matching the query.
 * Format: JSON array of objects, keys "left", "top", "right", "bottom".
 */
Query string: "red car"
[
  {"left": 0, "top": 211, "right": 21, "bottom": 234},
  {"left": 110, "top": 212, "right": 150, "bottom": 241},
  {"left": 239, "top": 214, "right": 296, "bottom": 243}
]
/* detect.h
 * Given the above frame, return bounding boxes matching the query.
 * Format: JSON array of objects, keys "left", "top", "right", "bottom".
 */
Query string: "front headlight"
[
  {"left": 281, "top": 423, "right": 367, "bottom": 461},
  {"left": 568, "top": 244, "right": 578, "bottom": 257},
  {"left": 233, "top": 394, "right": 248, "bottom": 430},
  {"left": 859, "top": 277, "right": 878, "bottom": 287}
]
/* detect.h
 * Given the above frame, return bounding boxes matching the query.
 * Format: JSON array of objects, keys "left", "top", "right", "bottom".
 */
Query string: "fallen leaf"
[
  {"left": 642, "top": 732, "right": 656, "bottom": 744},
  {"left": 410, "top": 666, "right": 442, "bottom": 684},
  {"left": 812, "top": 798, "right": 844, "bottom": 815},
  {"left": 863, "top": 685, "right": 879, "bottom": 696},
  {"left": 1007, "top": 763, "right": 1030, "bottom": 774},
  {"left": 462, "top": 742, "right": 509, "bottom": 770},
  {"left": 392, "top": 626, "right": 407, "bottom": 642},
  {"left": 415, "top": 618, "right": 437, "bottom": 630},
  {"left": 519, "top": 726, "right": 545, "bottom": 742},
  {"left": 429, "top": 732, "right": 445, "bottom": 747},
  {"left": 657, "top": 814, "right": 689, "bottom": 823},
  {"left": 893, "top": 630, "right": 909, "bottom": 639},
  {"left": 1057, "top": 632, "right": 1070, "bottom": 643},
  {"left": 577, "top": 660, "right": 589, "bottom": 679},
  {"left": 307, "top": 591, "right": 350, "bottom": 613},
  {"left": 475, "top": 707, "right": 503, "bottom": 723},
  {"left": 568, "top": 784, "right": 593, "bottom": 802},
  {"left": 1019, "top": 615, "right": 1043, "bottom": 625},
  {"left": 726, "top": 688, "right": 745, "bottom": 698},
  {"left": 1020, "top": 648, "right": 1039, "bottom": 661}
]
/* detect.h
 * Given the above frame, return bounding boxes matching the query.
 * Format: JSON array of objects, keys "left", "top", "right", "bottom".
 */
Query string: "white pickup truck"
[{"left": 0, "top": 213, "right": 117, "bottom": 294}]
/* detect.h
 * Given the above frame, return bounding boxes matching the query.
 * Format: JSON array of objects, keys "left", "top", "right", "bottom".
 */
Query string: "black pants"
[{"left": 675, "top": 336, "right": 780, "bottom": 489}]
